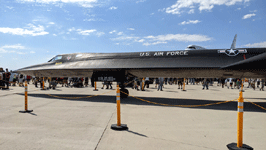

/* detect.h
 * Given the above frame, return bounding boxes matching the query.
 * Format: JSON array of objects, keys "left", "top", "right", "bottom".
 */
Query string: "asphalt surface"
[{"left": 0, "top": 82, "right": 266, "bottom": 150}]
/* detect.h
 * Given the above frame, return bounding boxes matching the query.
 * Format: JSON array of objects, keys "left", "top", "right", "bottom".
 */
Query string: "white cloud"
[
  {"left": 242, "top": 13, "right": 256, "bottom": 19},
  {"left": 77, "top": 29, "right": 96, "bottom": 35},
  {"left": 112, "top": 36, "right": 139, "bottom": 41},
  {"left": 245, "top": 41, "right": 266, "bottom": 47},
  {"left": 188, "top": 9, "right": 195, "bottom": 14},
  {"left": 138, "top": 39, "right": 145, "bottom": 43},
  {"left": 2, "top": 44, "right": 25, "bottom": 49},
  {"left": 83, "top": 18, "right": 105, "bottom": 21},
  {"left": 179, "top": 20, "right": 201, "bottom": 25},
  {"left": 111, "top": 33, "right": 211, "bottom": 46},
  {"left": 109, "top": 6, "right": 117, "bottom": 10},
  {"left": 109, "top": 30, "right": 116, "bottom": 34},
  {"left": 48, "top": 22, "right": 55, "bottom": 25},
  {"left": 117, "top": 32, "right": 123, "bottom": 35},
  {"left": 165, "top": 0, "right": 248, "bottom": 15},
  {"left": 136, "top": 0, "right": 146, "bottom": 3},
  {"left": 143, "top": 34, "right": 211, "bottom": 46},
  {"left": 249, "top": 10, "right": 257, "bottom": 13},
  {"left": 149, "top": 34, "right": 210, "bottom": 42},
  {"left": 0, "top": 48, "right": 13, "bottom": 54},
  {"left": 17, "top": 52, "right": 26, "bottom": 55},
  {"left": 0, "top": 44, "right": 30, "bottom": 55},
  {"left": 68, "top": 27, "right": 76, "bottom": 32},
  {"left": 127, "top": 28, "right": 135, "bottom": 31},
  {"left": 18, "top": 0, "right": 98, "bottom": 8},
  {"left": 6, "top": 6, "right": 14, "bottom": 9},
  {"left": 0, "top": 24, "right": 49, "bottom": 36},
  {"left": 30, "top": 51, "right": 36, "bottom": 53},
  {"left": 96, "top": 32, "right": 105, "bottom": 37},
  {"left": 143, "top": 41, "right": 167, "bottom": 46},
  {"left": 68, "top": 28, "right": 104, "bottom": 37}
]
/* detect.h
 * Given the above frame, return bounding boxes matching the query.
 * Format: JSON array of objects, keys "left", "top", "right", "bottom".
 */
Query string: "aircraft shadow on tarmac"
[{"left": 17, "top": 93, "right": 266, "bottom": 113}]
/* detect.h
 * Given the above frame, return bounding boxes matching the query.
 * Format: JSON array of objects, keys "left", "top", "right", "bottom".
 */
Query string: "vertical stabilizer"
[{"left": 230, "top": 34, "right": 237, "bottom": 49}]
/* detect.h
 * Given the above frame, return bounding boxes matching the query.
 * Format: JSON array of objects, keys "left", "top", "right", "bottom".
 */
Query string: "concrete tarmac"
[{"left": 0, "top": 82, "right": 266, "bottom": 150}]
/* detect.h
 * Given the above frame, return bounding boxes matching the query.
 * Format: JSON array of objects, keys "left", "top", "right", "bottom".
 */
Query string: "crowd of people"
[
  {"left": 1, "top": 67, "right": 265, "bottom": 92},
  {"left": 131, "top": 77, "right": 265, "bottom": 91},
  {"left": 0, "top": 68, "right": 91, "bottom": 90},
  {"left": 0, "top": 68, "right": 11, "bottom": 89}
]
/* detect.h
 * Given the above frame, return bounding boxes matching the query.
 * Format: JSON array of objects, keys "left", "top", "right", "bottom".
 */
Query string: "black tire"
[{"left": 120, "top": 89, "right": 128, "bottom": 98}]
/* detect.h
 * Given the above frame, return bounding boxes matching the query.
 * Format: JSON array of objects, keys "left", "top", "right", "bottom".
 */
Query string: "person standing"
[
  {"left": 164, "top": 78, "right": 167, "bottom": 85},
  {"left": 202, "top": 78, "right": 209, "bottom": 90},
  {"left": 34, "top": 77, "right": 39, "bottom": 87},
  {"left": 91, "top": 77, "right": 94, "bottom": 87},
  {"left": 0, "top": 72, "right": 4, "bottom": 89},
  {"left": 19, "top": 74, "right": 24, "bottom": 87},
  {"left": 155, "top": 78, "right": 159, "bottom": 88},
  {"left": 221, "top": 78, "right": 226, "bottom": 88},
  {"left": 26, "top": 75, "right": 31, "bottom": 84},
  {"left": 12, "top": 74, "right": 17, "bottom": 86},
  {"left": 158, "top": 77, "right": 164, "bottom": 91},
  {"left": 133, "top": 77, "right": 139, "bottom": 90},
  {"left": 47, "top": 77, "right": 51, "bottom": 89},
  {"left": 84, "top": 77, "right": 89, "bottom": 87},
  {"left": 227, "top": 78, "right": 233, "bottom": 89},
  {"left": 247, "top": 78, "right": 251, "bottom": 88},
  {"left": 257, "top": 79, "right": 260, "bottom": 88},
  {"left": 144, "top": 77, "right": 150, "bottom": 88},
  {"left": 5, "top": 68, "right": 11, "bottom": 89},
  {"left": 260, "top": 79, "right": 265, "bottom": 91},
  {"left": 177, "top": 78, "right": 183, "bottom": 89}
]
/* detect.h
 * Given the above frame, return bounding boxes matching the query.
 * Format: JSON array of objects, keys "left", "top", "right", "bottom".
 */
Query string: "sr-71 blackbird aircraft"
[{"left": 16, "top": 34, "right": 266, "bottom": 96}]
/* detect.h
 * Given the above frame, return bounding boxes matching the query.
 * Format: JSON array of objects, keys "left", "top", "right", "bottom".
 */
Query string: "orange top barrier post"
[
  {"left": 111, "top": 84, "right": 128, "bottom": 131},
  {"left": 116, "top": 85, "right": 121, "bottom": 126},
  {"left": 41, "top": 77, "right": 47, "bottom": 90},
  {"left": 142, "top": 78, "right": 145, "bottom": 91},
  {"left": 226, "top": 79, "right": 253, "bottom": 150},
  {"left": 93, "top": 81, "right": 98, "bottom": 91},
  {"left": 19, "top": 81, "right": 33, "bottom": 113}
]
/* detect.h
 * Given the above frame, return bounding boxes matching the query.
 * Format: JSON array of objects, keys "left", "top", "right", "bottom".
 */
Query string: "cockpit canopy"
[
  {"left": 185, "top": 45, "right": 206, "bottom": 50},
  {"left": 48, "top": 55, "right": 62, "bottom": 62}
]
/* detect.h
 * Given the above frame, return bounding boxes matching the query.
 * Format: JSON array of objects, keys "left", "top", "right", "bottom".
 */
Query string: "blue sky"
[{"left": 0, "top": 0, "right": 265, "bottom": 70}]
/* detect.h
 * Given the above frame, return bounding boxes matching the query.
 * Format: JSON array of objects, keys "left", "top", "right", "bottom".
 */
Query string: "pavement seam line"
[{"left": 94, "top": 108, "right": 115, "bottom": 150}]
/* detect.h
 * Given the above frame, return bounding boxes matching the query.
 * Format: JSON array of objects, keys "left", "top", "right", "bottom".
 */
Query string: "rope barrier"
[
  {"left": 244, "top": 99, "right": 266, "bottom": 111},
  {"left": 121, "top": 91, "right": 237, "bottom": 107}
]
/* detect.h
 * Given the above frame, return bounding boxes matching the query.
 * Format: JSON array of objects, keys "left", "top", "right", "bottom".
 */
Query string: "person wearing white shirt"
[{"left": 227, "top": 78, "right": 234, "bottom": 89}]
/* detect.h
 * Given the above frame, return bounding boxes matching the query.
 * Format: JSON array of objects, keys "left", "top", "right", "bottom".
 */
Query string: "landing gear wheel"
[{"left": 120, "top": 89, "right": 128, "bottom": 98}]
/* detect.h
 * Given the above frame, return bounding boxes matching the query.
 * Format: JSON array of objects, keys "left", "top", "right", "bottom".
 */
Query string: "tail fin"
[{"left": 230, "top": 34, "right": 237, "bottom": 49}]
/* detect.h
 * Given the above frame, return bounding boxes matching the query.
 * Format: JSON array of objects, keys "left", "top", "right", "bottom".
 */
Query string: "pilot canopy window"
[{"left": 49, "top": 55, "right": 62, "bottom": 62}]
